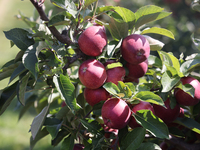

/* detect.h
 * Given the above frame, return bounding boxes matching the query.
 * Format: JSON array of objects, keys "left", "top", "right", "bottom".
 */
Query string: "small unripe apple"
[
  {"left": 174, "top": 76, "right": 200, "bottom": 106},
  {"left": 101, "top": 98, "right": 131, "bottom": 129},
  {"left": 78, "top": 59, "right": 107, "bottom": 89},
  {"left": 126, "top": 59, "right": 148, "bottom": 79},
  {"left": 84, "top": 87, "right": 110, "bottom": 106},
  {"left": 128, "top": 101, "right": 155, "bottom": 129},
  {"left": 153, "top": 98, "right": 180, "bottom": 124},
  {"left": 78, "top": 25, "right": 107, "bottom": 56},
  {"left": 121, "top": 34, "right": 150, "bottom": 64},
  {"left": 73, "top": 144, "right": 84, "bottom": 150}
]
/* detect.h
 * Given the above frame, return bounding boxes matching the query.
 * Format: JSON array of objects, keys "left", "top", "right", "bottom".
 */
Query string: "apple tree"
[{"left": 1, "top": 0, "right": 200, "bottom": 149}]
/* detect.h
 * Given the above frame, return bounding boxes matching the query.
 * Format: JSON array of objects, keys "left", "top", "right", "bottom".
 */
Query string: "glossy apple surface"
[
  {"left": 84, "top": 87, "right": 110, "bottom": 106},
  {"left": 101, "top": 98, "right": 131, "bottom": 129},
  {"left": 78, "top": 25, "right": 107, "bottom": 56},
  {"left": 126, "top": 59, "right": 148, "bottom": 79},
  {"left": 121, "top": 34, "right": 150, "bottom": 64},
  {"left": 153, "top": 98, "right": 180, "bottom": 124},
  {"left": 174, "top": 76, "right": 200, "bottom": 106},
  {"left": 78, "top": 59, "right": 107, "bottom": 89},
  {"left": 128, "top": 101, "right": 155, "bottom": 129}
]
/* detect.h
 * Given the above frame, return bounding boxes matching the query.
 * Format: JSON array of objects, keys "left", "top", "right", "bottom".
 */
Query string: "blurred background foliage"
[{"left": 0, "top": 0, "right": 200, "bottom": 149}]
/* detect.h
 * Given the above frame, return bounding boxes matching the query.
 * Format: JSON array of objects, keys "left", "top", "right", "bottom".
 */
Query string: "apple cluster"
[{"left": 77, "top": 24, "right": 200, "bottom": 141}]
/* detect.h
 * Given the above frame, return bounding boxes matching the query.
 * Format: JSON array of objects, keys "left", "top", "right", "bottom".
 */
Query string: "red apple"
[
  {"left": 104, "top": 60, "right": 126, "bottom": 85},
  {"left": 153, "top": 98, "right": 180, "bottom": 124},
  {"left": 101, "top": 98, "right": 131, "bottom": 129},
  {"left": 61, "top": 101, "right": 66, "bottom": 107},
  {"left": 128, "top": 101, "right": 155, "bottom": 129},
  {"left": 121, "top": 34, "right": 150, "bottom": 64},
  {"left": 174, "top": 76, "right": 200, "bottom": 106},
  {"left": 126, "top": 59, "right": 148, "bottom": 79},
  {"left": 73, "top": 144, "right": 84, "bottom": 150},
  {"left": 78, "top": 25, "right": 107, "bottom": 56},
  {"left": 84, "top": 87, "right": 110, "bottom": 106},
  {"left": 78, "top": 59, "right": 107, "bottom": 89}
]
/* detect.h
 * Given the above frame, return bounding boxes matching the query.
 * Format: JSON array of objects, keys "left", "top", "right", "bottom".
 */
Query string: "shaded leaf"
[
  {"left": 61, "top": 134, "right": 74, "bottom": 150},
  {"left": 9, "top": 63, "right": 26, "bottom": 84},
  {"left": 121, "top": 127, "right": 145, "bottom": 150},
  {"left": 137, "top": 142, "right": 161, "bottom": 150},
  {"left": 134, "top": 110, "right": 169, "bottom": 139},
  {"left": 17, "top": 72, "right": 31, "bottom": 105},
  {"left": 84, "top": 0, "right": 98, "bottom": 8},
  {"left": 46, "top": 121, "right": 63, "bottom": 139},
  {"left": 3, "top": 28, "right": 34, "bottom": 51},
  {"left": 31, "top": 105, "right": 49, "bottom": 140},
  {"left": 80, "top": 119, "right": 102, "bottom": 135}
]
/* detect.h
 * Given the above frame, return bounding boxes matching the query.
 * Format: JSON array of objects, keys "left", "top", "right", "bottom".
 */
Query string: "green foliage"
[{"left": 1, "top": 0, "right": 200, "bottom": 150}]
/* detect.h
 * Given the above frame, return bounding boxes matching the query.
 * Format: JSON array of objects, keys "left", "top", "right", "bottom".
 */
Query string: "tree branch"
[
  {"left": 30, "top": 0, "right": 73, "bottom": 45},
  {"left": 165, "top": 135, "right": 200, "bottom": 150}
]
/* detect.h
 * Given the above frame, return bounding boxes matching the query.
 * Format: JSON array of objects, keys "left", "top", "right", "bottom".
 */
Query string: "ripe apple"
[
  {"left": 78, "top": 59, "right": 107, "bottom": 89},
  {"left": 61, "top": 101, "right": 66, "bottom": 107},
  {"left": 128, "top": 101, "right": 155, "bottom": 129},
  {"left": 121, "top": 34, "right": 150, "bottom": 64},
  {"left": 84, "top": 87, "right": 110, "bottom": 106},
  {"left": 174, "top": 76, "right": 200, "bottom": 106},
  {"left": 104, "top": 60, "right": 126, "bottom": 85},
  {"left": 153, "top": 98, "right": 180, "bottom": 124},
  {"left": 101, "top": 98, "right": 131, "bottom": 129},
  {"left": 78, "top": 25, "right": 107, "bottom": 56},
  {"left": 73, "top": 144, "right": 84, "bottom": 150},
  {"left": 126, "top": 59, "right": 148, "bottom": 79}
]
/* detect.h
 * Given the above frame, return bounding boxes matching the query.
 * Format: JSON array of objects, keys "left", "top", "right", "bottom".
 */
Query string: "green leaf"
[
  {"left": 161, "top": 71, "right": 180, "bottom": 92},
  {"left": 121, "top": 127, "right": 145, "bottom": 150},
  {"left": 137, "top": 142, "right": 161, "bottom": 150},
  {"left": 141, "top": 27, "right": 174, "bottom": 39},
  {"left": 22, "top": 43, "right": 39, "bottom": 80},
  {"left": 107, "top": 40, "right": 121, "bottom": 57},
  {"left": 31, "top": 105, "right": 49, "bottom": 140},
  {"left": 0, "top": 61, "right": 21, "bottom": 81},
  {"left": 134, "top": 110, "right": 169, "bottom": 139},
  {"left": 107, "top": 17, "right": 128, "bottom": 40},
  {"left": 30, "top": 127, "right": 49, "bottom": 150},
  {"left": 3, "top": 28, "right": 35, "bottom": 51},
  {"left": 174, "top": 117, "right": 200, "bottom": 134},
  {"left": 134, "top": 5, "right": 171, "bottom": 30},
  {"left": 103, "top": 82, "right": 120, "bottom": 96},
  {"left": 133, "top": 91, "right": 164, "bottom": 106},
  {"left": 84, "top": 0, "right": 98, "bottom": 8},
  {"left": 106, "top": 62, "right": 123, "bottom": 70},
  {"left": 191, "top": 1, "right": 200, "bottom": 12},
  {"left": 112, "top": 6, "right": 136, "bottom": 29},
  {"left": 53, "top": 74, "right": 79, "bottom": 114},
  {"left": 17, "top": 72, "right": 31, "bottom": 105},
  {"left": 48, "top": 14, "right": 70, "bottom": 27},
  {"left": 143, "top": 35, "right": 164, "bottom": 51},
  {"left": 148, "top": 55, "right": 162, "bottom": 68},
  {"left": 176, "top": 83, "right": 195, "bottom": 98},
  {"left": 61, "top": 134, "right": 74, "bottom": 150},
  {"left": 118, "top": 81, "right": 133, "bottom": 98},
  {"left": 46, "top": 121, "right": 63, "bottom": 139},
  {"left": 51, "top": 0, "right": 77, "bottom": 18},
  {"left": 9, "top": 63, "right": 26, "bottom": 84},
  {"left": 80, "top": 119, "right": 102, "bottom": 135},
  {"left": 0, "top": 81, "right": 18, "bottom": 115}
]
